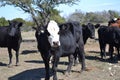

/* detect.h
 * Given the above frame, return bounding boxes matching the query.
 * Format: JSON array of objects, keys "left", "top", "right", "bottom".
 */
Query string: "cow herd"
[{"left": 0, "top": 18, "right": 120, "bottom": 80}]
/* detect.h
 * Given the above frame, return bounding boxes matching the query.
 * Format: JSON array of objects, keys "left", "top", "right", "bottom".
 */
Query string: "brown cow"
[
  {"left": 107, "top": 18, "right": 120, "bottom": 57},
  {"left": 116, "top": 18, "right": 120, "bottom": 27},
  {"left": 108, "top": 18, "right": 120, "bottom": 28}
]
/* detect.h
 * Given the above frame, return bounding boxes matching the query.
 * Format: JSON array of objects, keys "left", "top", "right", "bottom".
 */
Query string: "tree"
[
  {"left": 50, "top": 9, "right": 65, "bottom": 24},
  {"left": 0, "top": 0, "right": 80, "bottom": 27},
  {"left": 12, "top": 18, "right": 34, "bottom": 31},
  {"left": 12, "top": 18, "right": 26, "bottom": 23},
  {"left": 67, "top": 10, "right": 85, "bottom": 23},
  {"left": 0, "top": 17, "right": 9, "bottom": 26},
  {"left": 108, "top": 10, "right": 120, "bottom": 19}
]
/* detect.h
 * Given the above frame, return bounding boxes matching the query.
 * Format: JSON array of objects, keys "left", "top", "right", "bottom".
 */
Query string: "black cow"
[
  {"left": 0, "top": 20, "right": 23, "bottom": 66},
  {"left": 98, "top": 25, "right": 120, "bottom": 59},
  {"left": 72, "top": 23, "right": 95, "bottom": 66},
  {"left": 82, "top": 23, "right": 95, "bottom": 44},
  {"left": 33, "top": 20, "right": 86, "bottom": 80}
]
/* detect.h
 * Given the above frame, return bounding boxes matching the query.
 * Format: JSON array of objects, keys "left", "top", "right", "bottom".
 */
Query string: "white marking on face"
[{"left": 47, "top": 20, "right": 60, "bottom": 47}]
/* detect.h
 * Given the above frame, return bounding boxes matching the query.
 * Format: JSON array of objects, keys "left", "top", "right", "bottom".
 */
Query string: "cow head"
[
  {"left": 8, "top": 20, "right": 23, "bottom": 37},
  {"left": 32, "top": 20, "right": 60, "bottom": 48},
  {"left": 87, "top": 23, "right": 95, "bottom": 39},
  {"left": 117, "top": 18, "right": 120, "bottom": 26},
  {"left": 33, "top": 26, "right": 50, "bottom": 43},
  {"left": 95, "top": 23, "right": 100, "bottom": 28},
  {"left": 82, "top": 23, "right": 95, "bottom": 39},
  {"left": 47, "top": 20, "right": 60, "bottom": 47}
]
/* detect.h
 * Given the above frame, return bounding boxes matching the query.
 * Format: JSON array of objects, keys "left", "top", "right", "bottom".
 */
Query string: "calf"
[
  {"left": 33, "top": 20, "right": 86, "bottom": 80},
  {"left": 98, "top": 26, "right": 120, "bottom": 59},
  {"left": 0, "top": 20, "right": 23, "bottom": 66}
]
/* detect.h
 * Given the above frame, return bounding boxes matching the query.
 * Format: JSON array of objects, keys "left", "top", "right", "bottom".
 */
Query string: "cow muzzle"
[
  {"left": 52, "top": 41, "right": 60, "bottom": 47},
  {"left": 90, "top": 36, "right": 95, "bottom": 39}
]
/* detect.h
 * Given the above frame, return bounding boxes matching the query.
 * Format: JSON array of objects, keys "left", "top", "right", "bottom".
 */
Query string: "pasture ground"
[{"left": 0, "top": 31, "right": 120, "bottom": 80}]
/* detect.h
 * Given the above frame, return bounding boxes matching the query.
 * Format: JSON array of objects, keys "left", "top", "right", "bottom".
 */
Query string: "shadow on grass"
[
  {"left": 8, "top": 68, "right": 53, "bottom": 80},
  {"left": 25, "top": 60, "right": 44, "bottom": 64},
  {"left": 88, "top": 50, "right": 100, "bottom": 54},
  {"left": 25, "top": 59, "right": 69, "bottom": 66},
  {"left": 25, "top": 60, "right": 71, "bottom": 67},
  {"left": 86, "top": 50, "right": 118, "bottom": 63},
  {"left": 8, "top": 64, "right": 68, "bottom": 80},
  {"left": 21, "top": 50, "right": 38, "bottom": 55},
  {"left": 0, "top": 62, "right": 7, "bottom": 66}
]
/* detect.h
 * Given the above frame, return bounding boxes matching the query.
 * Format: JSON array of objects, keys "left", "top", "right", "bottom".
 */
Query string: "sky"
[{"left": 0, "top": 0, "right": 120, "bottom": 20}]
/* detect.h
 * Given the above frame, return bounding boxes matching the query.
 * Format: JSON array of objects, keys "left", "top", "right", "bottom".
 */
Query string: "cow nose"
[
  {"left": 90, "top": 36, "right": 95, "bottom": 39},
  {"left": 53, "top": 41, "right": 59, "bottom": 47}
]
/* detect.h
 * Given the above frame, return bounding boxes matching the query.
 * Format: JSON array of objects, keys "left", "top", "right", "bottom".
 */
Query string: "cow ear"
[
  {"left": 82, "top": 24, "right": 87, "bottom": 29},
  {"left": 32, "top": 27, "right": 37, "bottom": 30},
  {"left": 95, "top": 24, "right": 100, "bottom": 28},
  {"left": 8, "top": 20, "right": 11, "bottom": 25},
  {"left": 18, "top": 22, "right": 23, "bottom": 27}
]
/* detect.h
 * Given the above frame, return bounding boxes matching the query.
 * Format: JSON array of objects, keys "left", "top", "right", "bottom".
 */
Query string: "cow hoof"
[
  {"left": 79, "top": 67, "right": 92, "bottom": 73},
  {"left": 84, "top": 67, "right": 92, "bottom": 72},
  {"left": 15, "top": 63, "right": 20, "bottom": 66},
  {"left": 64, "top": 72, "right": 70, "bottom": 76},
  {"left": 73, "top": 62, "right": 78, "bottom": 66},
  {"left": 78, "top": 70, "right": 84, "bottom": 73},
  {"left": 7, "top": 64, "right": 12, "bottom": 68}
]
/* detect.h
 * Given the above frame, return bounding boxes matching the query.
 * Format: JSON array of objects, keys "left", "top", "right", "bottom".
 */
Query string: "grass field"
[{"left": 0, "top": 31, "right": 120, "bottom": 80}]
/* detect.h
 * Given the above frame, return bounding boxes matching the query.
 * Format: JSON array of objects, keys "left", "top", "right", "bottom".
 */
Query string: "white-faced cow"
[
  {"left": 0, "top": 20, "right": 23, "bottom": 67},
  {"left": 33, "top": 20, "right": 86, "bottom": 80}
]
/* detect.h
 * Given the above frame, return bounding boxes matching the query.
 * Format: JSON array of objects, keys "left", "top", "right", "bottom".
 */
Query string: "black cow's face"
[
  {"left": 8, "top": 21, "right": 23, "bottom": 37},
  {"left": 33, "top": 26, "right": 50, "bottom": 41},
  {"left": 36, "top": 26, "right": 47, "bottom": 35},
  {"left": 87, "top": 23, "right": 95, "bottom": 39}
]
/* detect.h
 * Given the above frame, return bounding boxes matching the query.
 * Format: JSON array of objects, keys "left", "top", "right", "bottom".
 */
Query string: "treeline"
[
  {"left": 0, "top": 17, "right": 34, "bottom": 31},
  {"left": 0, "top": 10, "right": 120, "bottom": 31},
  {"left": 67, "top": 10, "right": 120, "bottom": 24},
  {"left": 0, "top": 9, "right": 65, "bottom": 31}
]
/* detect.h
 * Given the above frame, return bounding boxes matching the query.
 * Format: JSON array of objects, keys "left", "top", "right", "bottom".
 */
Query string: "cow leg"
[
  {"left": 100, "top": 43, "right": 106, "bottom": 59},
  {"left": 78, "top": 46, "right": 86, "bottom": 72},
  {"left": 64, "top": 54, "right": 74, "bottom": 75},
  {"left": 8, "top": 48, "right": 12, "bottom": 67},
  {"left": 15, "top": 50, "right": 19, "bottom": 66},
  {"left": 73, "top": 48, "right": 78, "bottom": 66},
  {"left": 116, "top": 47, "right": 120, "bottom": 60},
  {"left": 52, "top": 55, "right": 59, "bottom": 80},
  {"left": 41, "top": 53, "right": 50, "bottom": 80},
  {"left": 109, "top": 45, "right": 114, "bottom": 60}
]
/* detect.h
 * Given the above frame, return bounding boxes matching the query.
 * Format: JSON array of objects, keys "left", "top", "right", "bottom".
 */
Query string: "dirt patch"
[{"left": 0, "top": 32, "right": 120, "bottom": 80}]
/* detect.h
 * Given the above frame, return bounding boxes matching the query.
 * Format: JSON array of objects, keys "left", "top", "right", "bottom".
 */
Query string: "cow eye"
[{"left": 41, "top": 30, "right": 44, "bottom": 33}]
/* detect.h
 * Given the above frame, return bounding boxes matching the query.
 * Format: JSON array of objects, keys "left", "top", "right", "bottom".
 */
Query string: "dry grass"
[
  {"left": 0, "top": 31, "right": 120, "bottom": 80},
  {"left": 21, "top": 31, "right": 36, "bottom": 40}
]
